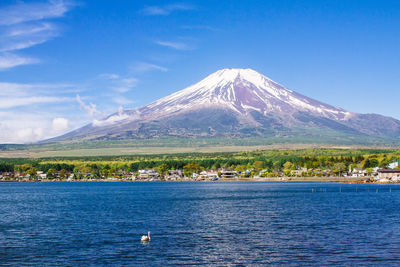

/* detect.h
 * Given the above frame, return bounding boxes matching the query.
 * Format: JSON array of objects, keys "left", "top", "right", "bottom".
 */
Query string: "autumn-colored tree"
[
  {"left": 21, "top": 164, "right": 32, "bottom": 172},
  {"left": 253, "top": 161, "right": 264, "bottom": 170},
  {"left": 59, "top": 169, "right": 67, "bottom": 179}
]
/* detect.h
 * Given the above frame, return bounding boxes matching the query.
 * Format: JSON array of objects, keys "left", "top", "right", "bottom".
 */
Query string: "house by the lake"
[
  {"left": 220, "top": 170, "right": 237, "bottom": 179},
  {"left": 377, "top": 169, "right": 400, "bottom": 182}
]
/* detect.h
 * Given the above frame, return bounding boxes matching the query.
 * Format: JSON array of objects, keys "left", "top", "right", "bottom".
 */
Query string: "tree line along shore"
[{"left": 0, "top": 148, "right": 399, "bottom": 182}]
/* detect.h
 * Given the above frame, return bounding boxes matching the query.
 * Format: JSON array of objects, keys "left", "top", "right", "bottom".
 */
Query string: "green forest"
[{"left": 1, "top": 148, "right": 399, "bottom": 179}]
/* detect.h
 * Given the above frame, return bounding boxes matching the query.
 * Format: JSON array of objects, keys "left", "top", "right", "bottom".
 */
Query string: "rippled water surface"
[{"left": 1, "top": 182, "right": 400, "bottom": 266}]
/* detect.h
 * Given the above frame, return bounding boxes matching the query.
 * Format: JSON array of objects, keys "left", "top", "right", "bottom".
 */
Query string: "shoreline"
[{"left": 2, "top": 176, "right": 398, "bottom": 184}]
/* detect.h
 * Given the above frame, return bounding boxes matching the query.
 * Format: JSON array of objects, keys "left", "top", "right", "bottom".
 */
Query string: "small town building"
[
  {"left": 350, "top": 168, "right": 367, "bottom": 178},
  {"left": 137, "top": 170, "right": 159, "bottom": 179},
  {"left": 167, "top": 170, "right": 184, "bottom": 179},
  {"left": 388, "top": 161, "right": 400, "bottom": 169},
  {"left": 377, "top": 169, "right": 400, "bottom": 181},
  {"left": 36, "top": 171, "right": 47, "bottom": 179},
  {"left": 294, "top": 168, "right": 308, "bottom": 176},
  {"left": 220, "top": 170, "right": 237, "bottom": 179},
  {"left": 199, "top": 171, "right": 219, "bottom": 180}
]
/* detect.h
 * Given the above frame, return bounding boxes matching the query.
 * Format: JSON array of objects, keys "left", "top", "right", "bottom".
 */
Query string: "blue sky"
[{"left": 0, "top": 0, "right": 399, "bottom": 143}]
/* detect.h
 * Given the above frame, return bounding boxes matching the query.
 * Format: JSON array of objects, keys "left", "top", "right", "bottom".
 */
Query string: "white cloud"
[
  {"left": 76, "top": 94, "right": 102, "bottom": 118},
  {"left": 113, "top": 87, "right": 131, "bottom": 93},
  {"left": 0, "top": 53, "right": 39, "bottom": 70},
  {"left": 181, "top": 25, "right": 221, "bottom": 32},
  {"left": 112, "top": 96, "right": 133, "bottom": 105},
  {"left": 15, "top": 127, "right": 45, "bottom": 143},
  {"left": 0, "top": 21, "right": 58, "bottom": 52},
  {"left": 93, "top": 107, "right": 128, "bottom": 127},
  {"left": 98, "top": 73, "right": 120, "bottom": 80},
  {"left": 0, "top": 39, "right": 48, "bottom": 52},
  {"left": 16, "top": 128, "right": 38, "bottom": 143},
  {"left": 98, "top": 74, "right": 138, "bottom": 93},
  {"left": 93, "top": 107, "right": 139, "bottom": 127},
  {"left": 0, "top": 96, "right": 68, "bottom": 109},
  {"left": 0, "top": 82, "right": 33, "bottom": 97},
  {"left": 51, "top": 117, "right": 69, "bottom": 134},
  {"left": 141, "top": 4, "right": 194, "bottom": 16},
  {"left": 0, "top": 81, "right": 78, "bottom": 143},
  {"left": 0, "top": 113, "right": 43, "bottom": 143},
  {"left": 0, "top": 82, "right": 74, "bottom": 108},
  {"left": 0, "top": 0, "right": 74, "bottom": 70},
  {"left": 7, "top": 22, "right": 54, "bottom": 37},
  {"left": 0, "top": 0, "right": 71, "bottom": 26},
  {"left": 155, "top": 41, "right": 190, "bottom": 50},
  {"left": 0, "top": 112, "right": 75, "bottom": 143},
  {"left": 142, "top": 6, "right": 169, "bottom": 16},
  {"left": 0, "top": 82, "right": 75, "bottom": 97},
  {"left": 115, "top": 78, "right": 137, "bottom": 92},
  {"left": 133, "top": 62, "right": 168, "bottom": 73}
]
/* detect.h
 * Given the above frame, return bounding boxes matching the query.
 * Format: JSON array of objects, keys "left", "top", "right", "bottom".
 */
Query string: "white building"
[
  {"left": 388, "top": 161, "right": 400, "bottom": 169},
  {"left": 137, "top": 170, "right": 159, "bottom": 179},
  {"left": 350, "top": 168, "right": 367, "bottom": 178},
  {"left": 36, "top": 171, "right": 47, "bottom": 179}
]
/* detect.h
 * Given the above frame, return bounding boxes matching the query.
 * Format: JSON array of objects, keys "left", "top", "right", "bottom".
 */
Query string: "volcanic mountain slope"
[{"left": 57, "top": 68, "right": 400, "bottom": 142}]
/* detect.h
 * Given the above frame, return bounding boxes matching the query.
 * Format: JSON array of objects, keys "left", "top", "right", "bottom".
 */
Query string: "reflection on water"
[{"left": 1, "top": 182, "right": 400, "bottom": 265}]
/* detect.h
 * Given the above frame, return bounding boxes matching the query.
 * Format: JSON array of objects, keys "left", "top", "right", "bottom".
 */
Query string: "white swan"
[{"left": 141, "top": 231, "right": 151, "bottom": 242}]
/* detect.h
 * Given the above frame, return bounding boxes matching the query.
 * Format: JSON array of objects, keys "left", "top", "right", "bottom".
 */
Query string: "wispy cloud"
[
  {"left": 92, "top": 107, "right": 139, "bottom": 127},
  {"left": 98, "top": 74, "right": 138, "bottom": 93},
  {"left": 0, "top": 53, "right": 39, "bottom": 70},
  {"left": 155, "top": 40, "right": 191, "bottom": 50},
  {"left": 8, "top": 22, "right": 54, "bottom": 37},
  {"left": 132, "top": 62, "right": 168, "bottom": 73},
  {"left": 112, "top": 96, "right": 134, "bottom": 105},
  {"left": 0, "top": 22, "right": 59, "bottom": 52},
  {"left": 0, "top": 82, "right": 72, "bottom": 108},
  {"left": 0, "top": 0, "right": 74, "bottom": 70},
  {"left": 76, "top": 94, "right": 102, "bottom": 119},
  {"left": 0, "top": 80, "right": 75, "bottom": 143},
  {"left": 114, "top": 78, "right": 138, "bottom": 93},
  {"left": 0, "top": 0, "right": 72, "bottom": 26},
  {"left": 141, "top": 3, "right": 194, "bottom": 16},
  {"left": 98, "top": 73, "right": 120, "bottom": 80},
  {"left": 181, "top": 25, "right": 221, "bottom": 32},
  {"left": 0, "top": 96, "right": 68, "bottom": 109},
  {"left": 0, "top": 80, "right": 92, "bottom": 143},
  {"left": 0, "top": 82, "right": 75, "bottom": 97}
]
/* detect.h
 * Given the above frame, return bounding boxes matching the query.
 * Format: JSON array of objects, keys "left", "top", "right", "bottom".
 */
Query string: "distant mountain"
[{"left": 54, "top": 68, "right": 400, "bottom": 144}]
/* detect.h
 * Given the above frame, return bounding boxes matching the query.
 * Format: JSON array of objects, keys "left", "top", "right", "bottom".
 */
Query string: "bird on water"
[{"left": 141, "top": 231, "right": 151, "bottom": 242}]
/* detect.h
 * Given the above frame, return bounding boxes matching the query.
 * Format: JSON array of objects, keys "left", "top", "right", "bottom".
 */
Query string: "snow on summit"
[
  {"left": 141, "top": 68, "right": 351, "bottom": 120},
  {"left": 54, "top": 68, "right": 400, "bottom": 142}
]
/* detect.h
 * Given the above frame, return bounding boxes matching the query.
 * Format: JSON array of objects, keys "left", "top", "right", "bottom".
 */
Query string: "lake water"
[{"left": 1, "top": 182, "right": 400, "bottom": 266}]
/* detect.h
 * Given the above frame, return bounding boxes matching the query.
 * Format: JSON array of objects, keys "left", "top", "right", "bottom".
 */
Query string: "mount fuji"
[{"left": 55, "top": 68, "right": 400, "bottom": 144}]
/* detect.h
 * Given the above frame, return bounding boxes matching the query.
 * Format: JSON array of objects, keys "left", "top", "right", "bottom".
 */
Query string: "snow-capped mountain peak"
[
  {"left": 141, "top": 68, "right": 351, "bottom": 120},
  {"left": 53, "top": 68, "right": 400, "bottom": 142}
]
